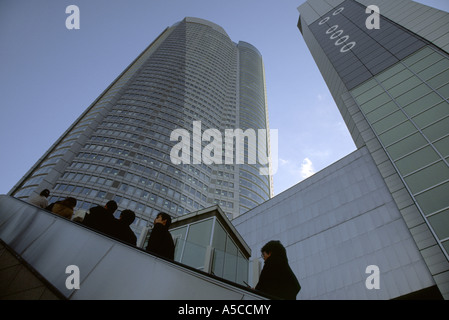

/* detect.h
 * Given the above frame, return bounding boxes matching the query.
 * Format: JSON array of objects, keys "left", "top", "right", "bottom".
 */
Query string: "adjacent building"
[
  {"left": 299, "top": 0, "right": 449, "bottom": 259},
  {"left": 233, "top": 0, "right": 449, "bottom": 299},
  {"left": 8, "top": 18, "right": 273, "bottom": 242}
]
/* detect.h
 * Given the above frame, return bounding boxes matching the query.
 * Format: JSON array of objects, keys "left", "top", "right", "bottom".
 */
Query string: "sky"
[{"left": 1, "top": 0, "right": 449, "bottom": 197}]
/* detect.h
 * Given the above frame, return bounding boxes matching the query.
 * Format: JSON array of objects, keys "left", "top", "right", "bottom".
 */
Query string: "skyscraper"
[
  {"left": 294, "top": 0, "right": 449, "bottom": 297},
  {"left": 8, "top": 17, "right": 273, "bottom": 242}
]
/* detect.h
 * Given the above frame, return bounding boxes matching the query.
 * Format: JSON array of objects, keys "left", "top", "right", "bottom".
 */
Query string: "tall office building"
[
  {"left": 8, "top": 17, "right": 273, "bottom": 242},
  {"left": 289, "top": 0, "right": 449, "bottom": 298}
]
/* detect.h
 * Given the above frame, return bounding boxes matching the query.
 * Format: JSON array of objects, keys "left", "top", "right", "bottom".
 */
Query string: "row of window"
[
  {"left": 239, "top": 196, "right": 259, "bottom": 212},
  {"left": 239, "top": 184, "right": 267, "bottom": 204},
  {"left": 117, "top": 93, "right": 221, "bottom": 128},
  {"left": 239, "top": 175, "right": 270, "bottom": 201},
  {"left": 68, "top": 148, "right": 238, "bottom": 203},
  {"left": 65, "top": 159, "right": 210, "bottom": 205}
]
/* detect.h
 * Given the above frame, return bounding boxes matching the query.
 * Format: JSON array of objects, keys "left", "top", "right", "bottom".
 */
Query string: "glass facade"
[
  {"left": 237, "top": 42, "right": 273, "bottom": 214},
  {"left": 302, "top": 0, "right": 449, "bottom": 262},
  {"left": 10, "top": 18, "right": 272, "bottom": 244},
  {"left": 169, "top": 210, "right": 250, "bottom": 286},
  {"left": 351, "top": 45, "right": 449, "bottom": 256},
  {"left": 308, "top": 0, "right": 427, "bottom": 90},
  {"left": 298, "top": 0, "right": 449, "bottom": 299}
]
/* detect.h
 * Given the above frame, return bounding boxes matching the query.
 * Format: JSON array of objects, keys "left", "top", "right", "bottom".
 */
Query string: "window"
[
  {"left": 422, "top": 116, "right": 449, "bottom": 142},
  {"left": 97, "top": 191, "right": 106, "bottom": 198},
  {"left": 413, "top": 102, "right": 449, "bottom": 129},
  {"left": 428, "top": 209, "right": 449, "bottom": 240},
  {"left": 386, "top": 132, "right": 427, "bottom": 160},
  {"left": 372, "top": 110, "right": 407, "bottom": 134},
  {"left": 415, "top": 181, "right": 449, "bottom": 215},
  {"left": 395, "top": 146, "right": 439, "bottom": 176},
  {"left": 404, "top": 161, "right": 449, "bottom": 194},
  {"left": 378, "top": 120, "right": 416, "bottom": 146}
]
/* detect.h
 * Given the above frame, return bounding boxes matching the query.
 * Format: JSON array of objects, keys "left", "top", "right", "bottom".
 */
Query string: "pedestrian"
[
  {"left": 28, "top": 189, "right": 50, "bottom": 208},
  {"left": 255, "top": 240, "right": 301, "bottom": 300},
  {"left": 145, "top": 212, "right": 175, "bottom": 260},
  {"left": 82, "top": 200, "right": 118, "bottom": 237},
  {"left": 113, "top": 209, "right": 137, "bottom": 246},
  {"left": 51, "top": 197, "right": 77, "bottom": 220}
]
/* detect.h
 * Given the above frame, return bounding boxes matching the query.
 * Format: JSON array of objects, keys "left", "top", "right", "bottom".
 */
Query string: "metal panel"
[
  {"left": 0, "top": 202, "right": 55, "bottom": 255},
  {"left": 21, "top": 220, "right": 115, "bottom": 297},
  {"left": 71, "top": 245, "right": 249, "bottom": 300}
]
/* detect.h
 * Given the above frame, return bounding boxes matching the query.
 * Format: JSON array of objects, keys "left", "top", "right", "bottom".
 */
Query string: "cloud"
[
  {"left": 300, "top": 157, "right": 315, "bottom": 179},
  {"left": 279, "top": 158, "right": 289, "bottom": 166},
  {"left": 273, "top": 157, "right": 317, "bottom": 194},
  {"left": 276, "top": 156, "right": 316, "bottom": 183}
]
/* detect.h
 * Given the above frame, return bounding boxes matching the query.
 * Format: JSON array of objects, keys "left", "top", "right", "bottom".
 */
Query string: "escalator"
[{"left": 0, "top": 195, "right": 267, "bottom": 300}]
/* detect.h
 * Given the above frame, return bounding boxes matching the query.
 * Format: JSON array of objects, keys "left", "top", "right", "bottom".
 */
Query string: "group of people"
[
  {"left": 28, "top": 189, "right": 174, "bottom": 259},
  {"left": 28, "top": 189, "right": 77, "bottom": 220},
  {"left": 28, "top": 189, "right": 300, "bottom": 299},
  {"left": 81, "top": 199, "right": 138, "bottom": 246}
]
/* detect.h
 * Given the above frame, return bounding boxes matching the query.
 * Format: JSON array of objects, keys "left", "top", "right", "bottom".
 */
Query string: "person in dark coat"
[
  {"left": 145, "top": 212, "right": 175, "bottom": 260},
  {"left": 82, "top": 200, "right": 118, "bottom": 237},
  {"left": 255, "top": 240, "right": 301, "bottom": 300},
  {"left": 113, "top": 209, "right": 137, "bottom": 246}
]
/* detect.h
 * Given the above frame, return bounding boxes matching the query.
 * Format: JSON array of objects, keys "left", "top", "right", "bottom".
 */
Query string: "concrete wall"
[{"left": 234, "top": 147, "right": 436, "bottom": 299}]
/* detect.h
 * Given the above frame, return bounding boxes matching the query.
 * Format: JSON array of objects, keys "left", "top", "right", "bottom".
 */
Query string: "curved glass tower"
[
  {"left": 237, "top": 42, "right": 273, "bottom": 214},
  {"left": 9, "top": 17, "right": 273, "bottom": 242}
]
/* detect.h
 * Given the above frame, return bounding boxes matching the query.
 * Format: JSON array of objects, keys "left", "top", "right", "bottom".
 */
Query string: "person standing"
[
  {"left": 113, "top": 209, "right": 137, "bottom": 246},
  {"left": 28, "top": 189, "right": 50, "bottom": 208},
  {"left": 82, "top": 200, "right": 118, "bottom": 237},
  {"left": 51, "top": 197, "right": 77, "bottom": 220},
  {"left": 145, "top": 212, "right": 175, "bottom": 260},
  {"left": 255, "top": 240, "right": 301, "bottom": 300}
]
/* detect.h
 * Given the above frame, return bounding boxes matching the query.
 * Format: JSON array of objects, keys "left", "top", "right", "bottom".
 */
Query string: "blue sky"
[{"left": 1, "top": 0, "right": 448, "bottom": 196}]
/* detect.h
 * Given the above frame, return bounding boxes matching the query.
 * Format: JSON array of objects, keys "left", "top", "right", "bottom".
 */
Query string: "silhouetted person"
[
  {"left": 255, "top": 240, "right": 301, "bottom": 300},
  {"left": 145, "top": 212, "right": 174, "bottom": 260},
  {"left": 51, "top": 197, "right": 77, "bottom": 220},
  {"left": 82, "top": 200, "right": 118, "bottom": 237},
  {"left": 113, "top": 209, "right": 137, "bottom": 246},
  {"left": 28, "top": 189, "right": 50, "bottom": 208}
]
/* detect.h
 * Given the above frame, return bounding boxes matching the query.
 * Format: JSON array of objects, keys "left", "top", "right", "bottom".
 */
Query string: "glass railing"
[
  {"left": 174, "top": 237, "right": 207, "bottom": 271},
  {"left": 173, "top": 238, "right": 249, "bottom": 287},
  {"left": 211, "top": 247, "right": 249, "bottom": 287}
]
